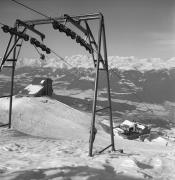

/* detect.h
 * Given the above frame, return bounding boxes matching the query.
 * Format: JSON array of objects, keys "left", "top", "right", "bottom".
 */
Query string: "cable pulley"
[
  {"left": 76, "top": 35, "right": 92, "bottom": 53},
  {"left": 1, "top": 25, "right": 29, "bottom": 41},
  {"left": 1, "top": 25, "right": 9, "bottom": 33},
  {"left": 52, "top": 21, "right": 93, "bottom": 54},
  {"left": 52, "top": 21, "right": 76, "bottom": 39},
  {"left": 30, "top": 37, "right": 51, "bottom": 54},
  {"left": 32, "top": 43, "right": 45, "bottom": 60},
  {"left": 65, "top": 28, "right": 76, "bottom": 39}
]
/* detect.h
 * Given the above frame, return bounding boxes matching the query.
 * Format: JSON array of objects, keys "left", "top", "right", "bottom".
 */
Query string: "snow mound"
[{"left": 0, "top": 97, "right": 91, "bottom": 140}]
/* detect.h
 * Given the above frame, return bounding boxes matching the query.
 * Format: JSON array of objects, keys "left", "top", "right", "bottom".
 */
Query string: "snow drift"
[{"left": 0, "top": 97, "right": 91, "bottom": 140}]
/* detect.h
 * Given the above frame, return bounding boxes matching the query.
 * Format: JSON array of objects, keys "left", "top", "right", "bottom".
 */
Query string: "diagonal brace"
[{"left": 64, "top": 14, "right": 88, "bottom": 35}]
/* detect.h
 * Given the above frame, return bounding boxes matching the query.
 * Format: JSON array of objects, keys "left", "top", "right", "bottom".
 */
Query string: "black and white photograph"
[{"left": 0, "top": 0, "right": 175, "bottom": 179}]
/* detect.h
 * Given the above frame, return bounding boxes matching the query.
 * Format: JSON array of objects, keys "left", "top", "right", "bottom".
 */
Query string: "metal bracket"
[
  {"left": 64, "top": 14, "right": 88, "bottom": 35},
  {"left": 16, "top": 19, "right": 45, "bottom": 41}
]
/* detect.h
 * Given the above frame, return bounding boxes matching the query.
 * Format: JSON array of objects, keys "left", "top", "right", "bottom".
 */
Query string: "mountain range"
[
  {"left": 13, "top": 55, "right": 175, "bottom": 72},
  {"left": 0, "top": 55, "right": 175, "bottom": 105}
]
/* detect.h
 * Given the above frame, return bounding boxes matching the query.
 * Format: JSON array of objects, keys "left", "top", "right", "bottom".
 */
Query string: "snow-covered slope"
[
  {"left": 0, "top": 96, "right": 92, "bottom": 140},
  {"left": 1, "top": 56, "right": 175, "bottom": 180}
]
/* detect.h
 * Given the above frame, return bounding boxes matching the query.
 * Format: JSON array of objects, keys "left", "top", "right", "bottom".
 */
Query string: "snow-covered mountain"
[
  {"left": 1, "top": 55, "right": 175, "bottom": 104},
  {"left": 15, "top": 55, "right": 175, "bottom": 72},
  {"left": 16, "top": 55, "right": 94, "bottom": 70}
]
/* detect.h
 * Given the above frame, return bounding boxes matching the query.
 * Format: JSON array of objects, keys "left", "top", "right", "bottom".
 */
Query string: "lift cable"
[
  {"left": 0, "top": 22, "right": 6, "bottom": 26},
  {"left": 32, "top": 44, "right": 45, "bottom": 59},
  {"left": 91, "top": 47, "right": 154, "bottom": 115},
  {"left": 49, "top": 47, "right": 153, "bottom": 121},
  {"left": 108, "top": 65, "right": 154, "bottom": 114},
  {"left": 10, "top": 0, "right": 154, "bottom": 117},
  {"left": 44, "top": 49, "right": 97, "bottom": 114},
  {"left": 50, "top": 49, "right": 75, "bottom": 69},
  {"left": 11, "top": 0, "right": 51, "bottom": 19},
  {"left": 0, "top": 23, "right": 153, "bottom": 120},
  {"left": 3, "top": 15, "right": 152, "bottom": 118},
  {"left": 86, "top": 43, "right": 154, "bottom": 114}
]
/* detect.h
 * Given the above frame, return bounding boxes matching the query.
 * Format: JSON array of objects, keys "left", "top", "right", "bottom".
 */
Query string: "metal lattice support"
[
  {"left": 0, "top": 12, "right": 116, "bottom": 156},
  {"left": 0, "top": 22, "right": 25, "bottom": 128}
]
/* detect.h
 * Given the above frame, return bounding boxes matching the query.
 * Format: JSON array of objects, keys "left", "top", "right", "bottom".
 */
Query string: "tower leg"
[
  {"left": 8, "top": 60, "right": 15, "bottom": 129},
  {"left": 101, "top": 21, "right": 115, "bottom": 151},
  {"left": 89, "top": 17, "right": 103, "bottom": 157},
  {"left": 8, "top": 32, "right": 17, "bottom": 129}
]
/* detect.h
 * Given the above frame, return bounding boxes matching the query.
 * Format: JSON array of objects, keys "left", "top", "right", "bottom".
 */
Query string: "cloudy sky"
[{"left": 0, "top": 0, "right": 175, "bottom": 59}]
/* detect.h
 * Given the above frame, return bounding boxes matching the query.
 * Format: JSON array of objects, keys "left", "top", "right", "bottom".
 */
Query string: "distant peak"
[{"left": 15, "top": 55, "right": 175, "bottom": 72}]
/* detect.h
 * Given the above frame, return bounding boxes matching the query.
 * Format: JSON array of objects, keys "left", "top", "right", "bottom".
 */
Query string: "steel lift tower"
[{"left": 0, "top": 12, "right": 115, "bottom": 156}]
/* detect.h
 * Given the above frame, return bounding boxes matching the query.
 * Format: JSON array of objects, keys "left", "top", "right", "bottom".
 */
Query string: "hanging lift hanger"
[{"left": 33, "top": 44, "right": 45, "bottom": 60}]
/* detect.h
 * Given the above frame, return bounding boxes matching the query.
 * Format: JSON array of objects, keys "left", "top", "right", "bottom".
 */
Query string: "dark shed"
[{"left": 18, "top": 77, "right": 53, "bottom": 97}]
